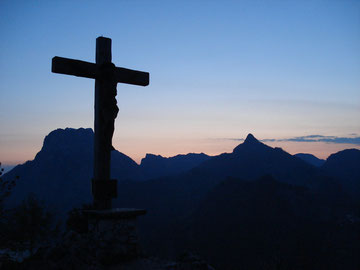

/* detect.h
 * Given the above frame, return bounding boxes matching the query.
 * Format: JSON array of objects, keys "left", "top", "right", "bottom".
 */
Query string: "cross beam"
[
  {"left": 51, "top": 37, "right": 149, "bottom": 210},
  {"left": 52, "top": 57, "right": 149, "bottom": 86}
]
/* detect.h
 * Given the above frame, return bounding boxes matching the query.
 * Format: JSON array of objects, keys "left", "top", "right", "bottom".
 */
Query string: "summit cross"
[{"left": 51, "top": 37, "right": 149, "bottom": 210}]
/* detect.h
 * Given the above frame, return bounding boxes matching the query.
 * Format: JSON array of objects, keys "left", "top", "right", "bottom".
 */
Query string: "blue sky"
[{"left": 1, "top": 0, "right": 359, "bottom": 164}]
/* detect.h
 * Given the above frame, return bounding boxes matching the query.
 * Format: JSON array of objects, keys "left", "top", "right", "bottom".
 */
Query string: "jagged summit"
[
  {"left": 139, "top": 152, "right": 211, "bottom": 180},
  {"left": 43, "top": 128, "right": 93, "bottom": 148},
  {"left": 141, "top": 152, "right": 209, "bottom": 164},
  {"left": 142, "top": 153, "right": 163, "bottom": 161},
  {"left": 37, "top": 128, "right": 94, "bottom": 161},
  {"left": 46, "top": 127, "right": 93, "bottom": 138},
  {"left": 243, "top": 133, "right": 260, "bottom": 145},
  {"left": 233, "top": 133, "right": 268, "bottom": 154}
]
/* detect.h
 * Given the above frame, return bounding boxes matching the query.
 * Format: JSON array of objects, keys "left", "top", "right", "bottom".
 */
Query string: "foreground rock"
[{"left": 2, "top": 231, "right": 215, "bottom": 270}]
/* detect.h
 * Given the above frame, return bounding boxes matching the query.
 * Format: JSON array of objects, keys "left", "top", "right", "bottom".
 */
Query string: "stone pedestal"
[{"left": 83, "top": 208, "right": 146, "bottom": 265}]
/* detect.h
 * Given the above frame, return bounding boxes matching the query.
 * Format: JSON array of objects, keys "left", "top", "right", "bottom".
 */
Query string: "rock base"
[{"left": 83, "top": 208, "right": 146, "bottom": 264}]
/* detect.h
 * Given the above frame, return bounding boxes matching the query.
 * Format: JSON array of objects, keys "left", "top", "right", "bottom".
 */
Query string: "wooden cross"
[{"left": 52, "top": 37, "right": 149, "bottom": 210}]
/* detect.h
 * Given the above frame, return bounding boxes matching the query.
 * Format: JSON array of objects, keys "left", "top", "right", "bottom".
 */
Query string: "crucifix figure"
[{"left": 52, "top": 37, "right": 149, "bottom": 210}]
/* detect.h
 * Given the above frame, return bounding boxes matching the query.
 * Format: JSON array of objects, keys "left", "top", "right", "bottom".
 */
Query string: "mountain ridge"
[{"left": 3, "top": 128, "right": 359, "bottom": 211}]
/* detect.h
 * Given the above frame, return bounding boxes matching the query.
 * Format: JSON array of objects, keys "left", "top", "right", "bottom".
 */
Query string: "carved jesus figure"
[{"left": 98, "top": 62, "right": 119, "bottom": 151}]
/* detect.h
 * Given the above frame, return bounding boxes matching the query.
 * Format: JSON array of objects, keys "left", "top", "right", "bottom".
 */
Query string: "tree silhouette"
[{"left": 6, "top": 194, "right": 58, "bottom": 255}]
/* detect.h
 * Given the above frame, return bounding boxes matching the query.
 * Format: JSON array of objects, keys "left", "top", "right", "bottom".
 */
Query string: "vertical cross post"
[{"left": 94, "top": 37, "right": 112, "bottom": 209}]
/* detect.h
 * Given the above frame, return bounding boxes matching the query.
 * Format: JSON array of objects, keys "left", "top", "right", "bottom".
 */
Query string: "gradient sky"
[{"left": 1, "top": 0, "right": 359, "bottom": 165}]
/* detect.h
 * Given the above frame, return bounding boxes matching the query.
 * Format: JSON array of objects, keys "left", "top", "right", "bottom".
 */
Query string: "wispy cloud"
[
  {"left": 224, "top": 135, "right": 360, "bottom": 145},
  {"left": 280, "top": 135, "right": 360, "bottom": 145}
]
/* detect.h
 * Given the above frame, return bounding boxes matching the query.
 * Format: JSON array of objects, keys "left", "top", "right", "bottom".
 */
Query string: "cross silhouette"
[{"left": 52, "top": 37, "right": 149, "bottom": 209}]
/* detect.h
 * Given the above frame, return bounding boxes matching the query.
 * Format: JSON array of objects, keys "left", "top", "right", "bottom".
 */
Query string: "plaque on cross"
[{"left": 52, "top": 37, "right": 149, "bottom": 210}]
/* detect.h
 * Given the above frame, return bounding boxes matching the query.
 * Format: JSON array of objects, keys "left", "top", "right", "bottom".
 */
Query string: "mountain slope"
[
  {"left": 322, "top": 149, "right": 360, "bottom": 201},
  {"left": 178, "top": 175, "right": 357, "bottom": 270},
  {"left": 295, "top": 153, "right": 325, "bottom": 167}
]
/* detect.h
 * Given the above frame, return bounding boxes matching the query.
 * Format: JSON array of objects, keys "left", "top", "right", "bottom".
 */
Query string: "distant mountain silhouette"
[
  {"left": 322, "top": 149, "right": 360, "bottom": 201},
  {"left": 3, "top": 128, "right": 212, "bottom": 211},
  {"left": 3, "top": 129, "right": 359, "bottom": 269},
  {"left": 294, "top": 153, "right": 325, "bottom": 167},
  {"left": 5, "top": 130, "right": 354, "bottom": 212},
  {"left": 114, "top": 134, "right": 351, "bottom": 263},
  {"left": 192, "top": 133, "right": 324, "bottom": 189},
  {"left": 139, "top": 153, "right": 211, "bottom": 180},
  {"left": 4, "top": 128, "right": 139, "bottom": 212}
]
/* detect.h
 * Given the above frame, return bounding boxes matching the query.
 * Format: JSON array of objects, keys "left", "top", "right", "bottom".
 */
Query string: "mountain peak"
[
  {"left": 243, "top": 133, "right": 259, "bottom": 145},
  {"left": 35, "top": 128, "right": 94, "bottom": 162},
  {"left": 232, "top": 133, "right": 269, "bottom": 154}
]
